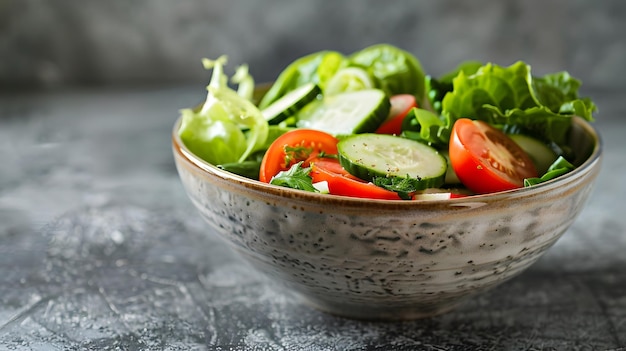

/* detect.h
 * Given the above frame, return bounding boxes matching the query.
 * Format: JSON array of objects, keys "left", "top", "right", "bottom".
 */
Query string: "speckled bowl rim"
[{"left": 172, "top": 116, "right": 602, "bottom": 209}]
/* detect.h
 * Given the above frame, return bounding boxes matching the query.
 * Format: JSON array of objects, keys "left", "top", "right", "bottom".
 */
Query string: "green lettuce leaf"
[
  {"left": 415, "top": 61, "right": 596, "bottom": 148},
  {"left": 259, "top": 44, "right": 427, "bottom": 108},
  {"left": 348, "top": 44, "right": 427, "bottom": 105},
  {"left": 425, "top": 60, "right": 483, "bottom": 114},
  {"left": 231, "top": 63, "right": 255, "bottom": 101},
  {"left": 178, "top": 109, "right": 247, "bottom": 165},
  {"left": 400, "top": 108, "right": 445, "bottom": 145},
  {"left": 532, "top": 71, "right": 597, "bottom": 120},
  {"left": 523, "top": 156, "right": 575, "bottom": 186},
  {"left": 178, "top": 56, "right": 268, "bottom": 165},
  {"left": 258, "top": 51, "right": 346, "bottom": 108}
]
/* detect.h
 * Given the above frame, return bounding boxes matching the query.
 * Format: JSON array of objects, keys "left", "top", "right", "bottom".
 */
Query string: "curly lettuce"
[
  {"left": 415, "top": 61, "right": 597, "bottom": 148},
  {"left": 178, "top": 56, "right": 268, "bottom": 165},
  {"left": 425, "top": 60, "right": 483, "bottom": 114}
]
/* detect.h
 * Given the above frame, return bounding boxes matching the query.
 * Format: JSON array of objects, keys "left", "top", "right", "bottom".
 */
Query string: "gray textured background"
[{"left": 1, "top": 0, "right": 625, "bottom": 91}]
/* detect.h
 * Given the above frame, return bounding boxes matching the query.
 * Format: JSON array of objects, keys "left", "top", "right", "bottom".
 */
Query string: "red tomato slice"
[
  {"left": 375, "top": 94, "right": 417, "bottom": 135},
  {"left": 309, "top": 158, "right": 364, "bottom": 181},
  {"left": 310, "top": 159, "right": 401, "bottom": 200},
  {"left": 449, "top": 118, "right": 538, "bottom": 194},
  {"left": 259, "top": 129, "right": 339, "bottom": 183}
]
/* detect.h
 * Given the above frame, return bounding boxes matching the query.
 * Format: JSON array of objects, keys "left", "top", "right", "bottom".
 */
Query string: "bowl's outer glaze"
[{"left": 172, "top": 117, "right": 601, "bottom": 320}]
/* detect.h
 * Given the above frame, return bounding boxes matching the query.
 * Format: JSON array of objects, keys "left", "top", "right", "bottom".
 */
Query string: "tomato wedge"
[
  {"left": 375, "top": 94, "right": 417, "bottom": 135},
  {"left": 449, "top": 118, "right": 538, "bottom": 194},
  {"left": 310, "top": 158, "right": 401, "bottom": 200},
  {"left": 259, "top": 129, "right": 339, "bottom": 183}
]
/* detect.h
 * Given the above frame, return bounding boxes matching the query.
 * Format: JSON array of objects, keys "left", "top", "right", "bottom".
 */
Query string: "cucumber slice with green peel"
[
  {"left": 261, "top": 83, "right": 321, "bottom": 125},
  {"left": 296, "top": 89, "right": 390, "bottom": 135},
  {"left": 337, "top": 133, "right": 447, "bottom": 190},
  {"left": 509, "top": 134, "right": 557, "bottom": 175}
]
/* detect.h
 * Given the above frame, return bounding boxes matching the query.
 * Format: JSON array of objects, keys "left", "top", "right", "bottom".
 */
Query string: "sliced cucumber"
[
  {"left": 261, "top": 83, "right": 321, "bottom": 125},
  {"left": 509, "top": 134, "right": 557, "bottom": 175},
  {"left": 337, "top": 133, "right": 447, "bottom": 190},
  {"left": 296, "top": 89, "right": 390, "bottom": 135}
]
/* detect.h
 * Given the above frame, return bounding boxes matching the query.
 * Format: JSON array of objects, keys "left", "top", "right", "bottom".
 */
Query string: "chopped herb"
[
  {"left": 270, "top": 162, "right": 318, "bottom": 192},
  {"left": 373, "top": 175, "right": 423, "bottom": 200}
]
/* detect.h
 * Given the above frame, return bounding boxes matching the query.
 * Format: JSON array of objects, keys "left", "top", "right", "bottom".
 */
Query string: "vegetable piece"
[
  {"left": 509, "top": 133, "right": 558, "bottom": 175},
  {"left": 269, "top": 161, "right": 318, "bottom": 192},
  {"left": 415, "top": 61, "right": 597, "bottom": 149},
  {"left": 178, "top": 56, "right": 268, "bottom": 165},
  {"left": 532, "top": 71, "right": 596, "bottom": 121},
  {"left": 348, "top": 44, "right": 427, "bottom": 105},
  {"left": 449, "top": 118, "right": 538, "bottom": 194},
  {"left": 376, "top": 94, "right": 418, "bottom": 135},
  {"left": 296, "top": 89, "right": 390, "bottom": 135},
  {"left": 261, "top": 83, "right": 321, "bottom": 125},
  {"left": 325, "top": 67, "right": 374, "bottom": 95},
  {"left": 312, "top": 180, "right": 330, "bottom": 194},
  {"left": 259, "top": 129, "right": 339, "bottom": 183},
  {"left": 178, "top": 109, "right": 247, "bottom": 165},
  {"left": 524, "top": 156, "right": 575, "bottom": 186},
  {"left": 231, "top": 64, "right": 255, "bottom": 101},
  {"left": 258, "top": 51, "right": 346, "bottom": 109},
  {"left": 413, "top": 191, "right": 469, "bottom": 201},
  {"left": 310, "top": 159, "right": 402, "bottom": 200},
  {"left": 425, "top": 60, "right": 483, "bottom": 114},
  {"left": 400, "top": 108, "right": 445, "bottom": 145},
  {"left": 337, "top": 133, "right": 447, "bottom": 190},
  {"left": 412, "top": 192, "right": 455, "bottom": 201},
  {"left": 261, "top": 44, "right": 426, "bottom": 109},
  {"left": 218, "top": 160, "right": 262, "bottom": 179},
  {"left": 372, "top": 176, "right": 424, "bottom": 200}
]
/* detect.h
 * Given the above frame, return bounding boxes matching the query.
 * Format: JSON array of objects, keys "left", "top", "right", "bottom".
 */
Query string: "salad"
[{"left": 177, "top": 44, "right": 597, "bottom": 200}]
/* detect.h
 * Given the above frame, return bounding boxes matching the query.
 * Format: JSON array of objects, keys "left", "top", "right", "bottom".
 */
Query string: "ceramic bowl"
[{"left": 172, "top": 116, "right": 601, "bottom": 320}]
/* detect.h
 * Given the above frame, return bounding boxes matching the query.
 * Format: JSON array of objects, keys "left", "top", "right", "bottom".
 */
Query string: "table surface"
[{"left": 0, "top": 86, "right": 624, "bottom": 350}]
